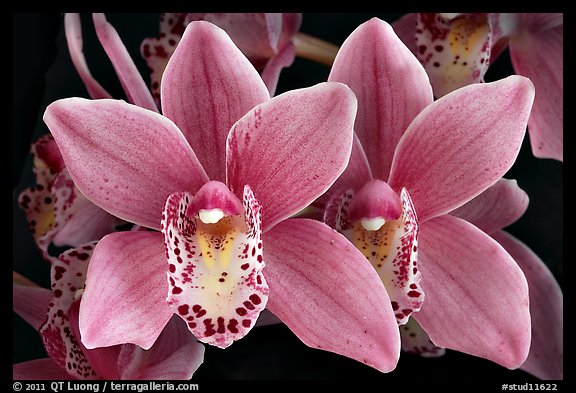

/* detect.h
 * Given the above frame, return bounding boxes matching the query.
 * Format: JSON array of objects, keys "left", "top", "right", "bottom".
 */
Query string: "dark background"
[{"left": 12, "top": 13, "right": 563, "bottom": 382}]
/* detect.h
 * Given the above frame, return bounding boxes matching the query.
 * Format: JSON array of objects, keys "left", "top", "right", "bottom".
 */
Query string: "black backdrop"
[{"left": 12, "top": 13, "right": 563, "bottom": 382}]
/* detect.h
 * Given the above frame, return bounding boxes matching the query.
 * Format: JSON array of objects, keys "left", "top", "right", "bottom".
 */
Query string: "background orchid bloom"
[
  {"left": 142, "top": 13, "right": 302, "bottom": 99},
  {"left": 13, "top": 245, "right": 204, "bottom": 380},
  {"left": 393, "top": 13, "right": 563, "bottom": 161},
  {"left": 322, "top": 17, "right": 534, "bottom": 369},
  {"left": 18, "top": 134, "right": 123, "bottom": 264},
  {"left": 43, "top": 21, "right": 401, "bottom": 372}
]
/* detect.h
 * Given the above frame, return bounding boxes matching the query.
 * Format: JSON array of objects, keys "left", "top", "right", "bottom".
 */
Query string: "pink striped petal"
[
  {"left": 92, "top": 14, "right": 158, "bottom": 112},
  {"left": 64, "top": 14, "right": 112, "bottom": 100},
  {"left": 348, "top": 188, "right": 422, "bottom": 324},
  {"left": 40, "top": 244, "right": 99, "bottom": 379},
  {"left": 492, "top": 231, "right": 563, "bottom": 380},
  {"left": 415, "top": 13, "right": 492, "bottom": 98},
  {"left": 415, "top": 215, "right": 531, "bottom": 369},
  {"left": 162, "top": 184, "right": 268, "bottom": 348},
  {"left": 451, "top": 178, "right": 529, "bottom": 234},
  {"left": 521, "top": 13, "right": 563, "bottom": 33},
  {"left": 227, "top": 82, "right": 357, "bottom": 232},
  {"left": 13, "top": 359, "right": 74, "bottom": 380},
  {"left": 391, "top": 13, "right": 417, "bottom": 54},
  {"left": 161, "top": 21, "right": 269, "bottom": 182},
  {"left": 13, "top": 284, "right": 52, "bottom": 331},
  {"left": 141, "top": 13, "right": 189, "bottom": 105},
  {"left": 315, "top": 133, "right": 373, "bottom": 208},
  {"left": 328, "top": 17, "right": 433, "bottom": 180},
  {"left": 117, "top": 317, "right": 205, "bottom": 380},
  {"left": 388, "top": 76, "right": 535, "bottom": 223},
  {"left": 79, "top": 232, "right": 173, "bottom": 350},
  {"left": 44, "top": 98, "right": 209, "bottom": 230},
  {"left": 509, "top": 22, "right": 563, "bottom": 161},
  {"left": 400, "top": 317, "right": 445, "bottom": 357},
  {"left": 264, "top": 218, "right": 400, "bottom": 373}
]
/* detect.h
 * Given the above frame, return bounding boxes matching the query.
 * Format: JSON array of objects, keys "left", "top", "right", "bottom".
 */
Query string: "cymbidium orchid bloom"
[
  {"left": 393, "top": 13, "right": 563, "bottom": 161},
  {"left": 142, "top": 13, "right": 303, "bottom": 99},
  {"left": 17, "top": 134, "right": 123, "bottom": 263},
  {"left": 13, "top": 246, "right": 204, "bottom": 380},
  {"left": 43, "top": 21, "right": 402, "bottom": 372},
  {"left": 321, "top": 18, "right": 535, "bottom": 369}
]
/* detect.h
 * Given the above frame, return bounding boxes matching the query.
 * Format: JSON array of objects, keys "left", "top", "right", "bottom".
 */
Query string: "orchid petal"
[
  {"left": 18, "top": 183, "right": 55, "bottom": 260},
  {"left": 162, "top": 185, "right": 268, "bottom": 348},
  {"left": 264, "top": 218, "right": 400, "bottom": 373},
  {"left": 520, "top": 13, "right": 563, "bottom": 33},
  {"left": 492, "top": 231, "right": 563, "bottom": 380},
  {"left": 414, "top": 215, "right": 531, "bottom": 369},
  {"left": 509, "top": 22, "right": 563, "bottom": 161},
  {"left": 391, "top": 13, "right": 418, "bottom": 54},
  {"left": 40, "top": 244, "right": 99, "bottom": 379},
  {"left": 316, "top": 133, "right": 373, "bottom": 208},
  {"left": 79, "top": 232, "right": 173, "bottom": 350},
  {"left": 415, "top": 13, "right": 492, "bottom": 98},
  {"left": 117, "top": 317, "right": 205, "bottom": 380},
  {"left": 260, "top": 41, "right": 296, "bottom": 96},
  {"left": 323, "top": 189, "right": 354, "bottom": 233},
  {"left": 161, "top": 20, "right": 270, "bottom": 182},
  {"left": 64, "top": 14, "right": 112, "bottom": 100},
  {"left": 50, "top": 169, "right": 123, "bottom": 247},
  {"left": 227, "top": 82, "right": 357, "bottom": 232},
  {"left": 13, "top": 284, "right": 52, "bottom": 331},
  {"left": 13, "top": 359, "right": 74, "bottom": 380},
  {"left": 67, "top": 300, "right": 121, "bottom": 380},
  {"left": 92, "top": 13, "right": 158, "bottom": 112},
  {"left": 450, "top": 178, "right": 529, "bottom": 234},
  {"left": 400, "top": 317, "right": 445, "bottom": 357},
  {"left": 44, "top": 98, "right": 209, "bottom": 230},
  {"left": 349, "top": 188, "right": 423, "bottom": 324},
  {"left": 328, "top": 17, "right": 433, "bottom": 180},
  {"left": 141, "top": 13, "right": 188, "bottom": 105},
  {"left": 388, "top": 76, "right": 534, "bottom": 223}
]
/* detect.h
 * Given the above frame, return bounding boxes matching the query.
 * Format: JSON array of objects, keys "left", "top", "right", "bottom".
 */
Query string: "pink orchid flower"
[
  {"left": 321, "top": 18, "right": 535, "bottom": 369},
  {"left": 43, "top": 20, "right": 402, "bottom": 372},
  {"left": 142, "top": 13, "right": 302, "bottom": 99},
  {"left": 393, "top": 13, "right": 563, "bottom": 161},
  {"left": 13, "top": 246, "right": 204, "bottom": 380},
  {"left": 18, "top": 134, "right": 123, "bottom": 263}
]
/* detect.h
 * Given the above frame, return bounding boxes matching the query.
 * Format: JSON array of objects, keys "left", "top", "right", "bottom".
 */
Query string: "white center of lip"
[
  {"left": 73, "top": 288, "right": 84, "bottom": 301},
  {"left": 439, "top": 13, "right": 462, "bottom": 20},
  {"left": 360, "top": 217, "right": 386, "bottom": 231},
  {"left": 199, "top": 209, "right": 225, "bottom": 224}
]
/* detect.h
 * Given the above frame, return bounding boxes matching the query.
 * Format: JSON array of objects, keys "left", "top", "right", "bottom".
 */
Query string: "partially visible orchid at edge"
[
  {"left": 13, "top": 248, "right": 204, "bottom": 380},
  {"left": 316, "top": 17, "right": 536, "bottom": 371},
  {"left": 42, "top": 19, "right": 405, "bottom": 373},
  {"left": 393, "top": 13, "right": 563, "bottom": 161}
]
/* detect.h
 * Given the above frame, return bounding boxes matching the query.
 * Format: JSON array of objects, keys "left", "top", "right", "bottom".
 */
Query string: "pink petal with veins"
[
  {"left": 44, "top": 98, "right": 209, "bottom": 230},
  {"left": 389, "top": 76, "right": 534, "bottom": 223}
]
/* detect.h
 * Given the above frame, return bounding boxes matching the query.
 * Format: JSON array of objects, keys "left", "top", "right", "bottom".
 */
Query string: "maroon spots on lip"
[
  {"left": 410, "top": 283, "right": 418, "bottom": 289},
  {"left": 407, "top": 290, "right": 421, "bottom": 298},
  {"left": 172, "top": 286, "right": 183, "bottom": 295},
  {"left": 240, "top": 263, "right": 249, "bottom": 270},
  {"left": 434, "top": 45, "right": 444, "bottom": 52},
  {"left": 243, "top": 301, "right": 255, "bottom": 310},
  {"left": 177, "top": 305, "right": 189, "bottom": 315},
  {"left": 402, "top": 309, "right": 412, "bottom": 316},
  {"left": 54, "top": 266, "right": 66, "bottom": 281},
  {"left": 256, "top": 275, "right": 262, "bottom": 285},
  {"left": 236, "top": 307, "right": 247, "bottom": 316},
  {"left": 249, "top": 294, "right": 262, "bottom": 305},
  {"left": 54, "top": 289, "right": 63, "bottom": 298},
  {"left": 418, "top": 45, "right": 427, "bottom": 55},
  {"left": 217, "top": 317, "right": 226, "bottom": 334},
  {"left": 242, "top": 319, "right": 251, "bottom": 328},
  {"left": 391, "top": 301, "right": 399, "bottom": 311},
  {"left": 228, "top": 319, "right": 239, "bottom": 333},
  {"left": 196, "top": 309, "right": 207, "bottom": 318},
  {"left": 169, "top": 264, "right": 176, "bottom": 273},
  {"left": 192, "top": 304, "right": 201, "bottom": 313}
]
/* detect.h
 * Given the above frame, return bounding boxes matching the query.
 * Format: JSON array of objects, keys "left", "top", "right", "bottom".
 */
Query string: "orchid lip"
[
  {"left": 360, "top": 217, "right": 386, "bottom": 231},
  {"left": 198, "top": 209, "right": 225, "bottom": 224}
]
